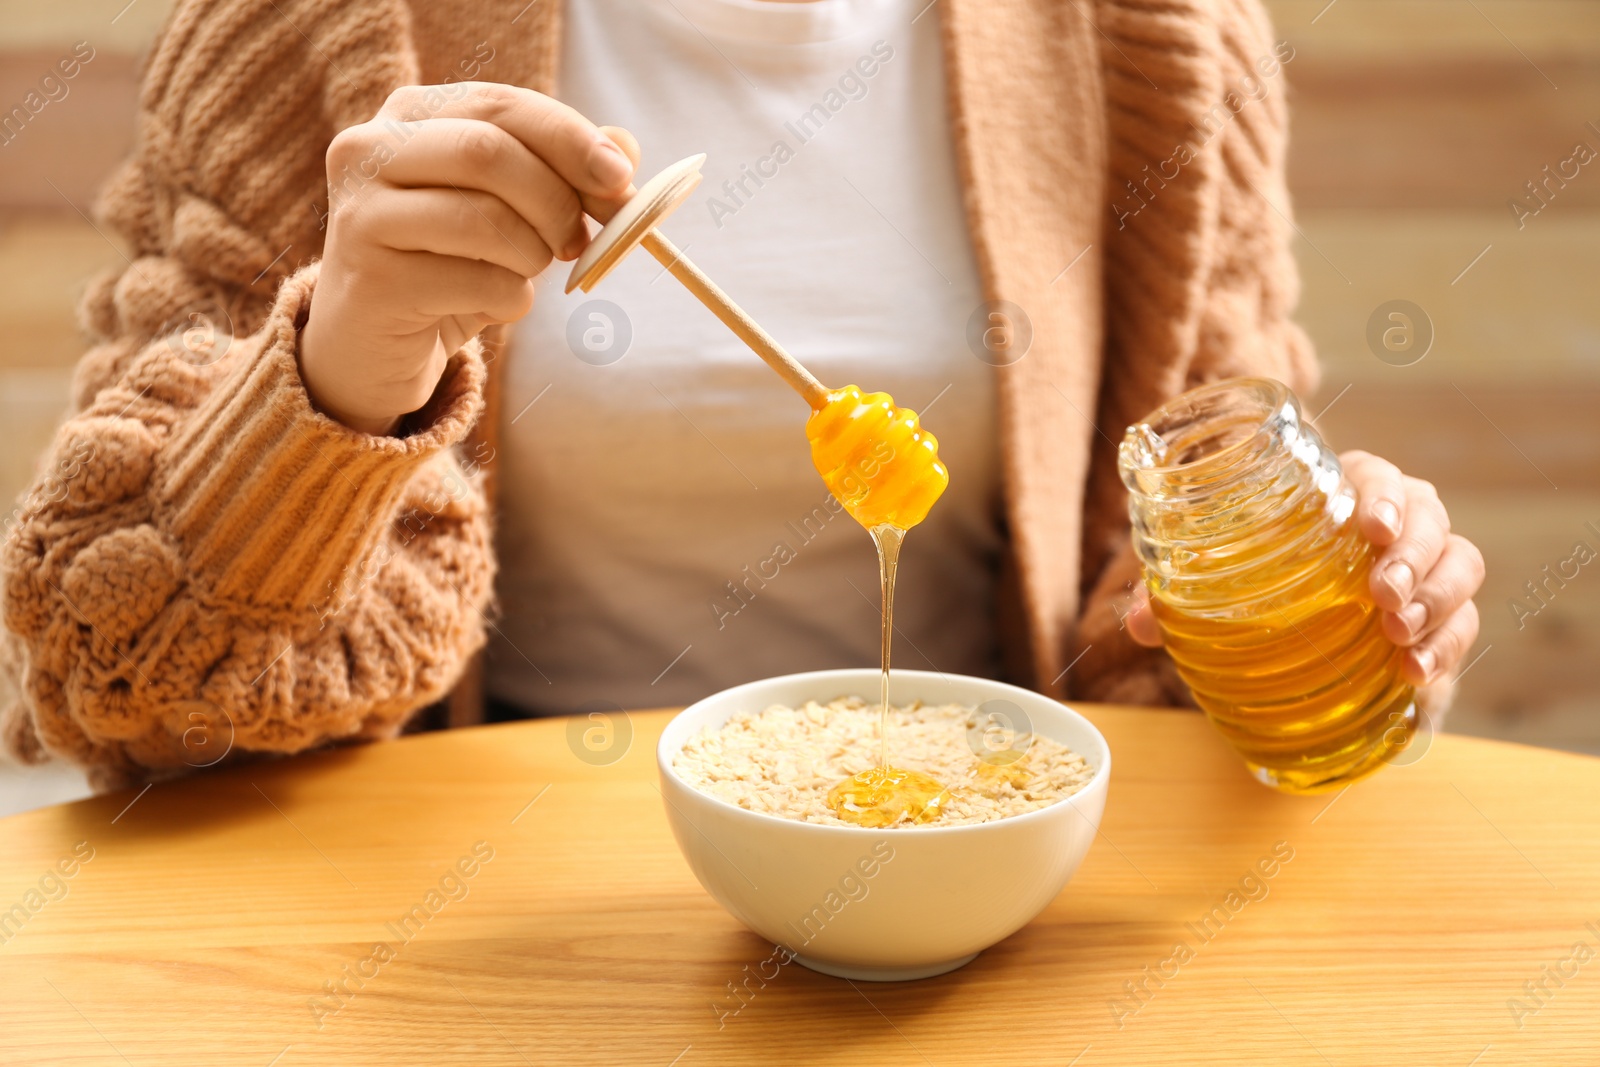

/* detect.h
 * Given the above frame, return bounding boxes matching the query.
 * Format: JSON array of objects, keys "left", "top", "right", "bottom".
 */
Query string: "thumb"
[
  {"left": 598, "top": 125, "right": 641, "bottom": 170},
  {"left": 578, "top": 126, "right": 643, "bottom": 226},
  {"left": 1125, "top": 585, "right": 1164, "bottom": 648}
]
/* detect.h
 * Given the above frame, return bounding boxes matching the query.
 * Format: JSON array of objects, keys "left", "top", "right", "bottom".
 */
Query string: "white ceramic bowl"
[{"left": 657, "top": 668, "right": 1111, "bottom": 981}]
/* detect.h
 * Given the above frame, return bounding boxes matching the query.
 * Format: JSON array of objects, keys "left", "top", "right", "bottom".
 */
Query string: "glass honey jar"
[{"left": 1117, "top": 377, "right": 1417, "bottom": 794}]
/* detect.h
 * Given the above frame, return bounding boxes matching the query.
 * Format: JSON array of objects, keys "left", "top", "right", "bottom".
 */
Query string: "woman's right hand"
[{"left": 299, "top": 82, "right": 638, "bottom": 435}]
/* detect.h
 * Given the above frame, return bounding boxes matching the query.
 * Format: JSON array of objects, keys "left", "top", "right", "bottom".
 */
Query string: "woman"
[{"left": 0, "top": 0, "right": 1483, "bottom": 788}]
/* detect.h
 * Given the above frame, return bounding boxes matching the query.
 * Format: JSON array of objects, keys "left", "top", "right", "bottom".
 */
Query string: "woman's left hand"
[{"left": 1125, "top": 450, "right": 1485, "bottom": 688}]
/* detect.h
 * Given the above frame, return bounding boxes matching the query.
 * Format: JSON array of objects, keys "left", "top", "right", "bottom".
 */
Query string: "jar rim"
[{"left": 1121, "top": 376, "right": 1294, "bottom": 478}]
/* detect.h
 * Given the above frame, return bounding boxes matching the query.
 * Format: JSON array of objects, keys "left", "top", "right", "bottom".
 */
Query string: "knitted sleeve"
[
  {"left": 1068, "top": 0, "right": 1319, "bottom": 706},
  {"left": 0, "top": 0, "right": 496, "bottom": 788}
]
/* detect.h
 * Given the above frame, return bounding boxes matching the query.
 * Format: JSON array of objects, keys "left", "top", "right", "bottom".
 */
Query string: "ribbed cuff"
[{"left": 154, "top": 262, "right": 486, "bottom": 614}]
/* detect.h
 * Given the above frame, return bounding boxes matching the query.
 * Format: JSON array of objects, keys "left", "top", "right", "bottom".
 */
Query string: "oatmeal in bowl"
[
  {"left": 674, "top": 697, "right": 1095, "bottom": 827},
  {"left": 657, "top": 668, "right": 1111, "bottom": 981}
]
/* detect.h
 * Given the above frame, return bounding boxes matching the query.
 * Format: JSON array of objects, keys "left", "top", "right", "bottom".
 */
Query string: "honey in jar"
[{"left": 1117, "top": 377, "right": 1417, "bottom": 794}]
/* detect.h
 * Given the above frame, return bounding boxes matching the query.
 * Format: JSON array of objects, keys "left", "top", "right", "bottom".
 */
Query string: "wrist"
[
  {"left": 314, "top": 399, "right": 403, "bottom": 438},
  {"left": 298, "top": 302, "right": 403, "bottom": 437}
]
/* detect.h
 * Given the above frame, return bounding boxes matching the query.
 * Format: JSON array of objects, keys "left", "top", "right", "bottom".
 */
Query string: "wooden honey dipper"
[{"left": 567, "top": 154, "right": 948, "bottom": 532}]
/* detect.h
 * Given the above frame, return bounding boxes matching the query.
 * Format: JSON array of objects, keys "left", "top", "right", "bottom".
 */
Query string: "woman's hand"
[
  {"left": 1125, "top": 451, "right": 1485, "bottom": 688},
  {"left": 299, "top": 82, "right": 641, "bottom": 435}
]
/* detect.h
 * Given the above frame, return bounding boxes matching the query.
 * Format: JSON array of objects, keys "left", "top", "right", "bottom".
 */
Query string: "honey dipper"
[{"left": 566, "top": 154, "right": 948, "bottom": 532}]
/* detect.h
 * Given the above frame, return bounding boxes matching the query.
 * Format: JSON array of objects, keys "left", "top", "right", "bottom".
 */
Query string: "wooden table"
[{"left": 1, "top": 705, "right": 1597, "bottom": 1065}]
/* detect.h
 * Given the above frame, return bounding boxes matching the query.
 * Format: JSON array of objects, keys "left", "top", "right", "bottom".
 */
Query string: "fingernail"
[
  {"left": 1398, "top": 600, "right": 1428, "bottom": 637},
  {"left": 1413, "top": 647, "right": 1435, "bottom": 682},
  {"left": 1383, "top": 561, "right": 1415, "bottom": 601},
  {"left": 588, "top": 138, "right": 632, "bottom": 189},
  {"left": 1373, "top": 500, "right": 1402, "bottom": 537}
]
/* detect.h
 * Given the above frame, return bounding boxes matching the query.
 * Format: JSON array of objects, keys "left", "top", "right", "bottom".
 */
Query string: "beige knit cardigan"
[{"left": 1, "top": 0, "right": 1317, "bottom": 788}]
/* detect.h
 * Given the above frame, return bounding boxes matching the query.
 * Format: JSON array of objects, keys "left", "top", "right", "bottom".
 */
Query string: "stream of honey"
[{"left": 805, "top": 386, "right": 952, "bottom": 826}]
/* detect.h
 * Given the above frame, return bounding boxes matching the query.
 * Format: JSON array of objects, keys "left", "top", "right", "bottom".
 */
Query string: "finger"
[
  {"left": 1405, "top": 599, "right": 1479, "bottom": 687},
  {"left": 599, "top": 125, "right": 641, "bottom": 169},
  {"left": 584, "top": 126, "right": 642, "bottom": 226},
  {"left": 1341, "top": 450, "right": 1406, "bottom": 545},
  {"left": 578, "top": 126, "right": 643, "bottom": 227},
  {"left": 1382, "top": 534, "right": 1486, "bottom": 647},
  {"left": 356, "top": 119, "right": 588, "bottom": 259},
  {"left": 380, "top": 82, "right": 634, "bottom": 197},
  {"left": 1125, "top": 586, "right": 1163, "bottom": 648},
  {"left": 376, "top": 250, "right": 536, "bottom": 325},
  {"left": 351, "top": 187, "right": 553, "bottom": 278},
  {"left": 439, "top": 313, "right": 501, "bottom": 359},
  {"left": 1370, "top": 475, "right": 1450, "bottom": 613}
]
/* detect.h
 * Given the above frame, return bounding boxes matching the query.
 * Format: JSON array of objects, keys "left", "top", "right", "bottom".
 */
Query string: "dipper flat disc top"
[{"left": 566, "top": 153, "right": 706, "bottom": 294}]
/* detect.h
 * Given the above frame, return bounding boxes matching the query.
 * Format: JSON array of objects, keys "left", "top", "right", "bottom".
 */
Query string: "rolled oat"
[{"left": 673, "top": 696, "right": 1093, "bottom": 827}]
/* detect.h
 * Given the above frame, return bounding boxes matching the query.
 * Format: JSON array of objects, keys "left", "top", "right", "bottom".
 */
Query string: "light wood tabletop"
[{"left": 1, "top": 704, "right": 1597, "bottom": 1066}]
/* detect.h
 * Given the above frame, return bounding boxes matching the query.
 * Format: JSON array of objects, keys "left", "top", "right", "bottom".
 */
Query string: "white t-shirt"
[{"left": 490, "top": 0, "right": 1002, "bottom": 713}]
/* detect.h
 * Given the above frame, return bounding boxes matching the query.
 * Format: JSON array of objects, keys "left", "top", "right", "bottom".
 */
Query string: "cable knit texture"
[
  {"left": 1070, "top": 0, "right": 1321, "bottom": 704},
  {"left": 2, "top": 0, "right": 1345, "bottom": 787},
  {"left": 0, "top": 0, "right": 505, "bottom": 789}
]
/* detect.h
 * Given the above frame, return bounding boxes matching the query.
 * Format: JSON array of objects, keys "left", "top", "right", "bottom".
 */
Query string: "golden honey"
[
  {"left": 810, "top": 390, "right": 954, "bottom": 826},
  {"left": 806, "top": 386, "right": 948, "bottom": 531},
  {"left": 826, "top": 764, "right": 952, "bottom": 828},
  {"left": 1119, "top": 378, "right": 1417, "bottom": 794}
]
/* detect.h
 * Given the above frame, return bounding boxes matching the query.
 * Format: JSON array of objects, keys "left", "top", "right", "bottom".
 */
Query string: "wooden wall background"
[
  {"left": 0, "top": 1, "right": 1595, "bottom": 764},
  {"left": 1266, "top": 0, "right": 1600, "bottom": 756}
]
